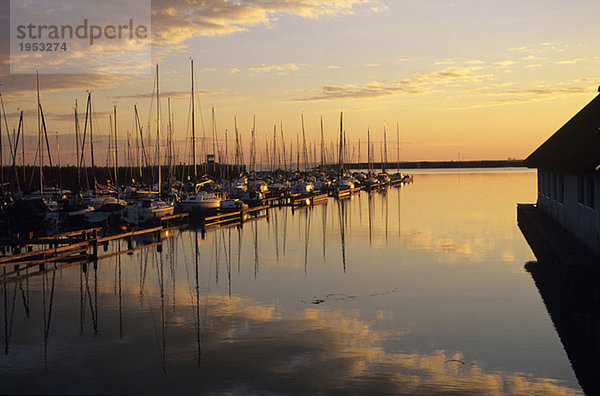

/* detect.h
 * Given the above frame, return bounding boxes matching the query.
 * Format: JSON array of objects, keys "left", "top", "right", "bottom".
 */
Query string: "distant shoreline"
[{"left": 345, "top": 159, "right": 525, "bottom": 170}]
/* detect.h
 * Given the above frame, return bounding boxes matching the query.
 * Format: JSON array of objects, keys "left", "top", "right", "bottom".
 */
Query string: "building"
[{"left": 524, "top": 90, "right": 600, "bottom": 256}]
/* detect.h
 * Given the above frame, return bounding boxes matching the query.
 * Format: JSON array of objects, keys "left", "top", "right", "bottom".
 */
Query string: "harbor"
[
  {"left": 0, "top": 169, "right": 586, "bottom": 394},
  {"left": 3, "top": 0, "right": 600, "bottom": 393}
]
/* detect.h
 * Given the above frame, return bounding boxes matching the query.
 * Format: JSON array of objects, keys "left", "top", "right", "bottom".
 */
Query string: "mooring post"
[
  {"left": 156, "top": 229, "right": 162, "bottom": 252},
  {"left": 91, "top": 240, "right": 98, "bottom": 260}
]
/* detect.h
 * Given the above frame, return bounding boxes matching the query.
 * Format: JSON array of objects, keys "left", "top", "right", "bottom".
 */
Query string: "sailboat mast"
[
  {"left": 224, "top": 128, "right": 228, "bottom": 179},
  {"left": 167, "top": 97, "right": 172, "bottom": 182},
  {"left": 0, "top": 88, "right": 2, "bottom": 198},
  {"left": 338, "top": 112, "right": 343, "bottom": 175},
  {"left": 211, "top": 106, "right": 216, "bottom": 174},
  {"left": 134, "top": 105, "right": 140, "bottom": 180},
  {"left": 234, "top": 116, "right": 239, "bottom": 169},
  {"left": 113, "top": 105, "right": 118, "bottom": 194},
  {"left": 156, "top": 64, "right": 161, "bottom": 196},
  {"left": 20, "top": 114, "right": 24, "bottom": 192},
  {"left": 36, "top": 71, "right": 42, "bottom": 194},
  {"left": 320, "top": 116, "right": 324, "bottom": 171},
  {"left": 273, "top": 124, "right": 277, "bottom": 174},
  {"left": 301, "top": 114, "right": 307, "bottom": 172},
  {"left": 367, "top": 128, "right": 371, "bottom": 175},
  {"left": 191, "top": 59, "right": 197, "bottom": 181},
  {"left": 280, "top": 122, "right": 286, "bottom": 172},
  {"left": 252, "top": 115, "right": 256, "bottom": 177},
  {"left": 89, "top": 92, "right": 96, "bottom": 194},
  {"left": 396, "top": 123, "right": 400, "bottom": 172},
  {"left": 55, "top": 131, "right": 61, "bottom": 189},
  {"left": 383, "top": 123, "right": 387, "bottom": 173},
  {"left": 74, "top": 100, "right": 81, "bottom": 191},
  {"left": 12, "top": 114, "right": 23, "bottom": 193},
  {"left": 296, "top": 133, "right": 299, "bottom": 171}
]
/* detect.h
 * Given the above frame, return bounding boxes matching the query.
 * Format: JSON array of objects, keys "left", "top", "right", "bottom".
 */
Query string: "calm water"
[{"left": 0, "top": 169, "right": 584, "bottom": 394}]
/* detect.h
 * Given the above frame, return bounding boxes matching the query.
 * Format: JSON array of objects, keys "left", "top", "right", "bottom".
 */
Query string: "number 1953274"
[{"left": 18, "top": 42, "right": 67, "bottom": 51}]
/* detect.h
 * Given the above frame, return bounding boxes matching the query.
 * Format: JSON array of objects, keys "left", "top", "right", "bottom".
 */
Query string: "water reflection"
[
  {"left": 0, "top": 171, "right": 584, "bottom": 394},
  {"left": 526, "top": 261, "right": 600, "bottom": 396},
  {"left": 0, "top": 269, "right": 581, "bottom": 394}
]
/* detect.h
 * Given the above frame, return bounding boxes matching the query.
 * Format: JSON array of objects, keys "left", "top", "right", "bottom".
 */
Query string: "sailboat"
[
  {"left": 376, "top": 123, "right": 391, "bottom": 186},
  {"left": 390, "top": 123, "right": 404, "bottom": 184},
  {"left": 123, "top": 64, "right": 174, "bottom": 225},
  {"left": 332, "top": 112, "right": 356, "bottom": 194},
  {"left": 182, "top": 59, "right": 222, "bottom": 212}
]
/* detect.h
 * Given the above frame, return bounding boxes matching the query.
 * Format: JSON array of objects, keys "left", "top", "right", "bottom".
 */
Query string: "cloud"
[
  {"left": 509, "top": 46, "right": 529, "bottom": 52},
  {"left": 228, "top": 67, "right": 240, "bottom": 74},
  {"left": 291, "top": 66, "right": 490, "bottom": 101},
  {"left": 504, "top": 87, "right": 590, "bottom": 97},
  {"left": 364, "top": 63, "right": 380, "bottom": 67},
  {"left": 0, "top": 74, "right": 130, "bottom": 99},
  {"left": 249, "top": 63, "right": 300, "bottom": 72},
  {"left": 495, "top": 60, "right": 514, "bottom": 67},
  {"left": 152, "top": 0, "right": 377, "bottom": 45},
  {"left": 291, "top": 83, "right": 419, "bottom": 102},
  {"left": 555, "top": 59, "right": 584, "bottom": 65},
  {"left": 5, "top": 283, "right": 579, "bottom": 395},
  {"left": 327, "top": 65, "right": 341, "bottom": 69},
  {"left": 460, "top": 86, "right": 592, "bottom": 109},
  {"left": 370, "top": 5, "right": 389, "bottom": 13}
]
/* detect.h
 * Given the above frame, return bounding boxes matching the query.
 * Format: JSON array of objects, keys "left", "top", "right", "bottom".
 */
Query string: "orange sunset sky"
[{"left": 1, "top": 0, "right": 599, "bottom": 165}]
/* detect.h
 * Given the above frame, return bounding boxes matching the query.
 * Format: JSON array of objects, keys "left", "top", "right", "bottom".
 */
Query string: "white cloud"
[
  {"left": 248, "top": 63, "right": 300, "bottom": 72},
  {"left": 152, "top": 0, "right": 378, "bottom": 45}
]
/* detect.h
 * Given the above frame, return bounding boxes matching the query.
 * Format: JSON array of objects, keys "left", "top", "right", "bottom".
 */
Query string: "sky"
[{"left": 1, "top": 0, "right": 600, "bottom": 166}]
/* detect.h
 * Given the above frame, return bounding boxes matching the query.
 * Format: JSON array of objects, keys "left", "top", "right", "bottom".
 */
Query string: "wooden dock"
[{"left": 0, "top": 204, "right": 272, "bottom": 285}]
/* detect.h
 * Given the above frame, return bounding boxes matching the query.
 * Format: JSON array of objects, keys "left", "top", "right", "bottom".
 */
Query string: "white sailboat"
[
  {"left": 125, "top": 64, "right": 175, "bottom": 225},
  {"left": 182, "top": 190, "right": 222, "bottom": 211},
  {"left": 123, "top": 197, "right": 174, "bottom": 225},
  {"left": 181, "top": 59, "right": 222, "bottom": 212}
]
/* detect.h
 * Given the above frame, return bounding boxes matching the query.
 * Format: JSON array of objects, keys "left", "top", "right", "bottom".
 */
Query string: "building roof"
[{"left": 525, "top": 93, "right": 600, "bottom": 171}]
